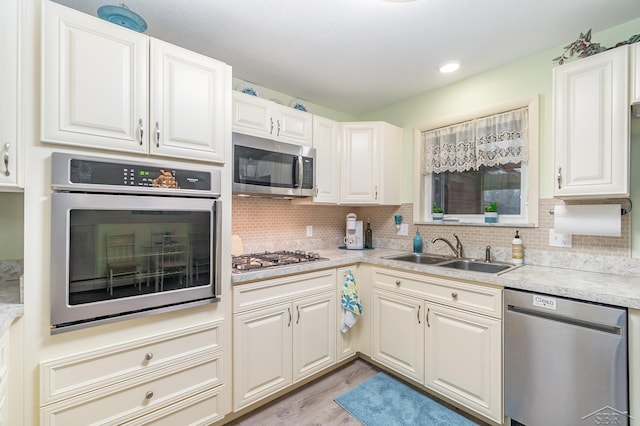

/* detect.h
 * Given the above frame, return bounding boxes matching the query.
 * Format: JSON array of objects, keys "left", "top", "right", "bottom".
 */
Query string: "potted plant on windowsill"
[
  {"left": 484, "top": 202, "right": 498, "bottom": 223},
  {"left": 432, "top": 202, "right": 444, "bottom": 222}
]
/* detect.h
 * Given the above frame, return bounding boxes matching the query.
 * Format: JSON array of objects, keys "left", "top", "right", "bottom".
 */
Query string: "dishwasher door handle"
[{"left": 507, "top": 304, "right": 623, "bottom": 335}]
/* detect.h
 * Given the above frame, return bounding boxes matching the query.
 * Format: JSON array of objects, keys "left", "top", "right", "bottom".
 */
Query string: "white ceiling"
[{"left": 52, "top": 0, "right": 640, "bottom": 115}]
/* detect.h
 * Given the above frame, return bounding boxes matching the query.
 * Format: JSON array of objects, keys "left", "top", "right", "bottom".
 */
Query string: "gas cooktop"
[{"left": 232, "top": 250, "right": 327, "bottom": 273}]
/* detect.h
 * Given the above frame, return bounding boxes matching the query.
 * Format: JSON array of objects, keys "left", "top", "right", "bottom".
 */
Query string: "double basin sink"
[{"left": 384, "top": 253, "right": 518, "bottom": 274}]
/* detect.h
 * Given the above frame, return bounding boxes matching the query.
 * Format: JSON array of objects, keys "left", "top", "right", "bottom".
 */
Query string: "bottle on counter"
[
  {"left": 512, "top": 230, "right": 523, "bottom": 264},
  {"left": 365, "top": 220, "right": 373, "bottom": 249},
  {"left": 413, "top": 230, "right": 423, "bottom": 253}
]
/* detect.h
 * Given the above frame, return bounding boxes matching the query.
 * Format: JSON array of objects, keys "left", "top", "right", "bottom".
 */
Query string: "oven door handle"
[{"left": 213, "top": 199, "right": 222, "bottom": 298}]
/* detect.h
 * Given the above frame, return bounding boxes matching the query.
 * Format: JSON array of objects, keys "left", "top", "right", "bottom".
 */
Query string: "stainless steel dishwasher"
[{"left": 504, "top": 289, "right": 628, "bottom": 426}]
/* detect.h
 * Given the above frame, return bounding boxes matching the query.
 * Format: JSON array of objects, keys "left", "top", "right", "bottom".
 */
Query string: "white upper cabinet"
[
  {"left": 631, "top": 43, "right": 640, "bottom": 104},
  {"left": 42, "top": 2, "right": 230, "bottom": 163},
  {"left": 553, "top": 46, "right": 629, "bottom": 198},
  {"left": 0, "top": 0, "right": 21, "bottom": 189},
  {"left": 340, "top": 121, "right": 402, "bottom": 205},
  {"left": 150, "top": 39, "right": 229, "bottom": 162},
  {"left": 312, "top": 116, "right": 341, "bottom": 203},
  {"left": 232, "top": 92, "right": 312, "bottom": 146}
]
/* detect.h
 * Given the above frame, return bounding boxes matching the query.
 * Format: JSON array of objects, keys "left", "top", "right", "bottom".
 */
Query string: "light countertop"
[{"left": 232, "top": 248, "right": 640, "bottom": 310}]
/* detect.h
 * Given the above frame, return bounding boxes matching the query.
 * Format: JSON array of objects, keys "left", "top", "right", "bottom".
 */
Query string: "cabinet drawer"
[
  {"left": 373, "top": 268, "right": 502, "bottom": 318},
  {"left": 41, "top": 351, "right": 223, "bottom": 426},
  {"left": 122, "top": 385, "right": 224, "bottom": 426},
  {"left": 234, "top": 269, "right": 336, "bottom": 313},
  {"left": 40, "top": 320, "right": 222, "bottom": 405}
]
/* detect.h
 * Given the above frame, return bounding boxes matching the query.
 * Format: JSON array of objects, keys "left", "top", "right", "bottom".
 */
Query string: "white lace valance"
[{"left": 423, "top": 107, "right": 529, "bottom": 174}]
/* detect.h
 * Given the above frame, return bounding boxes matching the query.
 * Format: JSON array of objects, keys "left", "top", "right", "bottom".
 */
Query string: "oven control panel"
[
  {"left": 69, "top": 158, "right": 211, "bottom": 190},
  {"left": 52, "top": 152, "right": 221, "bottom": 197}
]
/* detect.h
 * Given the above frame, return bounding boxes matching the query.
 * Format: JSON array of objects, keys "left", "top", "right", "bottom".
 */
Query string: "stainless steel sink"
[
  {"left": 384, "top": 253, "right": 453, "bottom": 265},
  {"left": 438, "top": 259, "right": 514, "bottom": 273},
  {"left": 384, "top": 253, "right": 517, "bottom": 274}
]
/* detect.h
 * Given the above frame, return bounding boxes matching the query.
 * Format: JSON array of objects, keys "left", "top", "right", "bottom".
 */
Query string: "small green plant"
[
  {"left": 484, "top": 202, "right": 498, "bottom": 213},
  {"left": 432, "top": 202, "right": 443, "bottom": 213}
]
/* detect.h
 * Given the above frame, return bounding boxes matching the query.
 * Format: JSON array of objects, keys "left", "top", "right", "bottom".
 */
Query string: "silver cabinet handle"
[
  {"left": 276, "top": 119, "right": 281, "bottom": 136},
  {"left": 395, "top": 280, "right": 401, "bottom": 286},
  {"left": 270, "top": 117, "right": 274, "bottom": 134},
  {"left": 3, "top": 143, "right": 9, "bottom": 177},
  {"left": 417, "top": 305, "right": 421, "bottom": 324},
  {"left": 145, "top": 352, "right": 154, "bottom": 361},
  {"left": 138, "top": 118, "right": 144, "bottom": 145},
  {"left": 375, "top": 186, "right": 378, "bottom": 200},
  {"left": 557, "top": 167, "right": 562, "bottom": 189},
  {"left": 426, "top": 307, "right": 430, "bottom": 328},
  {"left": 451, "top": 292, "right": 458, "bottom": 299},
  {"left": 287, "top": 307, "right": 292, "bottom": 327},
  {"left": 155, "top": 122, "right": 160, "bottom": 147},
  {"left": 296, "top": 306, "right": 300, "bottom": 324},
  {"left": 145, "top": 391, "right": 154, "bottom": 400}
]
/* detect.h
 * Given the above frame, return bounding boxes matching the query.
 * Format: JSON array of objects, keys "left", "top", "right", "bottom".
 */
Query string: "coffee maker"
[{"left": 345, "top": 213, "right": 363, "bottom": 249}]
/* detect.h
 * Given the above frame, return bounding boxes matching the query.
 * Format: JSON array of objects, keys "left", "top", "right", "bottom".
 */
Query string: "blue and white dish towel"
[{"left": 340, "top": 269, "right": 363, "bottom": 333}]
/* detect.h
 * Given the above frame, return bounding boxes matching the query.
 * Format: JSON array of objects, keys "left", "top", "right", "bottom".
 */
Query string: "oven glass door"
[{"left": 51, "top": 192, "right": 220, "bottom": 328}]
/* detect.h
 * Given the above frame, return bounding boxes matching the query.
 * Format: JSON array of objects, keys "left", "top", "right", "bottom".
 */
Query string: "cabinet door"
[
  {"left": 42, "top": 1, "right": 148, "bottom": 153},
  {"left": 233, "top": 303, "right": 292, "bottom": 410},
  {"left": 0, "top": 0, "right": 19, "bottom": 188},
  {"left": 341, "top": 123, "right": 379, "bottom": 203},
  {"left": 371, "top": 289, "right": 423, "bottom": 382},
  {"left": 292, "top": 292, "right": 336, "bottom": 382},
  {"left": 150, "top": 39, "right": 230, "bottom": 163},
  {"left": 312, "top": 116, "right": 341, "bottom": 203},
  {"left": 632, "top": 43, "right": 640, "bottom": 104},
  {"left": 275, "top": 108, "right": 312, "bottom": 146},
  {"left": 553, "top": 46, "right": 629, "bottom": 198},
  {"left": 336, "top": 267, "right": 358, "bottom": 361},
  {"left": 424, "top": 303, "right": 501, "bottom": 423},
  {"left": 232, "top": 91, "right": 274, "bottom": 137}
]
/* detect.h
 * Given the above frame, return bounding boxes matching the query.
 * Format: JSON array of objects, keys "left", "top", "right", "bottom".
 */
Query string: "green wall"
[
  {"left": 0, "top": 193, "right": 23, "bottom": 260},
  {"left": 358, "top": 19, "right": 640, "bottom": 256}
]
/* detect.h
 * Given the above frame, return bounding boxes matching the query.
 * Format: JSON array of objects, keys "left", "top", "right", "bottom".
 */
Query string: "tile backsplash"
[{"left": 232, "top": 197, "right": 635, "bottom": 273}]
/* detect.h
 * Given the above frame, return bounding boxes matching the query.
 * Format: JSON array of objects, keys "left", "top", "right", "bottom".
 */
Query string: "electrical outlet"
[
  {"left": 548, "top": 229, "right": 572, "bottom": 248},
  {"left": 397, "top": 224, "right": 409, "bottom": 236},
  {"left": 306, "top": 225, "right": 313, "bottom": 237}
]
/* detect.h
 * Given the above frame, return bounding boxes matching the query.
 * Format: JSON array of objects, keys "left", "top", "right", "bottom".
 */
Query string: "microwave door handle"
[
  {"left": 292, "top": 155, "right": 301, "bottom": 188},
  {"left": 298, "top": 156, "right": 304, "bottom": 191}
]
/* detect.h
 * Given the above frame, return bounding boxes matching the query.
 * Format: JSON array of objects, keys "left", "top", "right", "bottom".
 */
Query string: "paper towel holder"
[{"left": 548, "top": 198, "right": 632, "bottom": 216}]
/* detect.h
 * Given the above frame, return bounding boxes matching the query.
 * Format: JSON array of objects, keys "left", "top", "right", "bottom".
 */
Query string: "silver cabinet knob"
[
  {"left": 395, "top": 280, "right": 401, "bottom": 286},
  {"left": 451, "top": 292, "right": 458, "bottom": 299},
  {"left": 145, "top": 391, "right": 154, "bottom": 400},
  {"left": 145, "top": 352, "right": 154, "bottom": 361}
]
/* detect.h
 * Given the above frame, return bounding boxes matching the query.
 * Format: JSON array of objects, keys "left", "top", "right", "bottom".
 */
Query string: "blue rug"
[{"left": 334, "top": 372, "right": 478, "bottom": 426}]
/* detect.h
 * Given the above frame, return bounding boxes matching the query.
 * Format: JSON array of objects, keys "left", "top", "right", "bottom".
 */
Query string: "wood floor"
[{"left": 226, "top": 359, "right": 486, "bottom": 426}]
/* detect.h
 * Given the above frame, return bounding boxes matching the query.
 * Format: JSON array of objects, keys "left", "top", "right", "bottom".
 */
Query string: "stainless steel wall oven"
[{"left": 50, "top": 153, "right": 222, "bottom": 334}]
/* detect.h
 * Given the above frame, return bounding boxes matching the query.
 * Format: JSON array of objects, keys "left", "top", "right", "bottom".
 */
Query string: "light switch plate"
[
  {"left": 549, "top": 229, "right": 572, "bottom": 248},
  {"left": 306, "top": 225, "right": 313, "bottom": 237},
  {"left": 397, "top": 224, "right": 409, "bottom": 236}
]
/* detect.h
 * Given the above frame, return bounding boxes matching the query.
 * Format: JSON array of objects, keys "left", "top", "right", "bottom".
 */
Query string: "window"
[{"left": 416, "top": 99, "right": 539, "bottom": 225}]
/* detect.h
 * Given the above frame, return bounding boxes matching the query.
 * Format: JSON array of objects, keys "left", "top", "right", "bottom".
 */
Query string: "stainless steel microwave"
[{"left": 232, "top": 132, "right": 316, "bottom": 198}]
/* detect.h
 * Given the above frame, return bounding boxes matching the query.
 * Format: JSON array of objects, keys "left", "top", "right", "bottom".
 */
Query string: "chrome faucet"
[
  {"left": 431, "top": 234, "right": 464, "bottom": 258},
  {"left": 485, "top": 245, "right": 491, "bottom": 263}
]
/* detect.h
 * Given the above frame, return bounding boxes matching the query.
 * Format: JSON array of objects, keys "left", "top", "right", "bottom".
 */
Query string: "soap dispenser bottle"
[
  {"left": 413, "top": 230, "right": 423, "bottom": 253},
  {"left": 512, "top": 230, "right": 523, "bottom": 264}
]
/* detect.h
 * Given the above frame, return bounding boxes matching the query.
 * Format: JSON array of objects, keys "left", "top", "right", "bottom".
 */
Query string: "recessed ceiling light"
[{"left": 439, "top": 62, "right": 460, "bottom": 73}]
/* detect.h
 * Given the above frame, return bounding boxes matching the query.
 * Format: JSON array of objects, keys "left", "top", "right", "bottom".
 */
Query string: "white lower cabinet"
[
  {"left": 336, "top": 266, "right": 359, "bottom": 361},
  {"left": 370, "top": 267, "right": 502, "bottom": 424},
  {"left": 233, "top": 269, "right": 337, "bottom": 411},
  {"left": 371, "top": 289, "right": 424, "bottom": 382},
  {"left": 424, "top": 303, "right": 501, "bottom": 423},
  {"left": 39, "top": 321, "right": 224, "bottom": 426}
]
